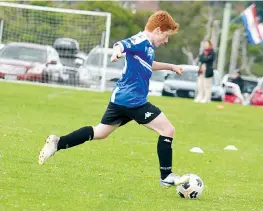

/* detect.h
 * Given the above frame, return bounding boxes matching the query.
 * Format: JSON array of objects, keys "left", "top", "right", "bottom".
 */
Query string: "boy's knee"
[
  {"left": 168, "top": 125, "right": 175, "bottom": 137},
  {"left": 161, "top": 125, "right": 175, "bottom": 137},
  {"left": 93, "top": 125, "right": 109, "bottom": 139}
]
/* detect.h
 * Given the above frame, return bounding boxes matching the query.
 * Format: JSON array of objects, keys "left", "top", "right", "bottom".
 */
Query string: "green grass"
[{"left": 0, "top": 81, "right": 262, "bottom": 211}]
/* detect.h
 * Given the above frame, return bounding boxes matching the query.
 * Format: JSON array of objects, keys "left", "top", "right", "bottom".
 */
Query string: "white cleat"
[
  {"left": 38, "top": 135, "right": 59, "bottom": 165},
  {"left": 160, "top": 173, "right": 190, "bottom": 187}
]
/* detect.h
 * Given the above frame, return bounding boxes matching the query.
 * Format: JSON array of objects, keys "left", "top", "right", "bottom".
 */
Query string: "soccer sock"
[
  {"left": 57, "top": 126, "right": 94, "bottom": 150},
  {"left": 157, "top": 135, "right": 173, "bottom": 180}
]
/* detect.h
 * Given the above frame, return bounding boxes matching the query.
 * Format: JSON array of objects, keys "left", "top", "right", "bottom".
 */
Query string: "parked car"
[
  {"left": 221, "top": 74, "right": 258, "bottom": 94},
  {"left": 149, "top": 70, "right": 168, "bottom": 96},
  {"left": 162, "top": 66, "right": 223, "bottom": 101},
  {"left": 221, "top": 74, "right": 259, "bottom": 104},
  {"left": 56, "top": 52, "right": 87, "bottom": 85},
  {"left": 250, "top": 77, "right": 263, "bottom": 106},
  {"left": 78, "top": 46, "right": 125, "bottom": 88},
  {"left": 53, "top": 37, "right": 80, "bottom": 57},
  {"left": 53, "top": 38, "right": 87, "bottom": 85},
  {"left": 0, "top": 44, "right": 5, "bottom": 51},
  {"left": 0, "top": 42, "right": 64, "bottom": 83}
]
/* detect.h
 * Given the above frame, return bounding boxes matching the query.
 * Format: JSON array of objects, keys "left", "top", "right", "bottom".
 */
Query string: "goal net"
[{"left": 0, "top": 2, "right": 112, "bottom": 91}]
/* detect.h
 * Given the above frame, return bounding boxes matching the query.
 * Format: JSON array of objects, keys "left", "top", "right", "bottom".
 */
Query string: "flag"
[
  {"left": 241, "top": 4, "right": 262, "bottom": 45},
  {"left": 258, "top": 22, "right": 263, "bottom": 39}
]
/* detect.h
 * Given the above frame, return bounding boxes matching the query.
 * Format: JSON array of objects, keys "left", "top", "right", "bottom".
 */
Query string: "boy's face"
[{"left": 152, "top": 28, "right": 174, "bottom": 47}]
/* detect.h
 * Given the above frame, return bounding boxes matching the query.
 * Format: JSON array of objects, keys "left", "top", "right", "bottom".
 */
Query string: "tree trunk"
[{"left": 182, "top": 7, "right": 214, "bottom": 65}]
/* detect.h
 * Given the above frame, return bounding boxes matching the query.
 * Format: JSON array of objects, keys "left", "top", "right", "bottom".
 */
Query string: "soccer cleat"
[
  {"left": 160, "top": 173, "right": 190, "bottom": 187},
  {"left": 38, "top": 135, "right": 59, "bottom": 165}
]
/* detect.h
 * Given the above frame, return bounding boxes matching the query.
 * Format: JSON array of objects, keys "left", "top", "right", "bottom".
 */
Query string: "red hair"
[{"left": 145, "top": 10, "right": 179, "bottom": 33}]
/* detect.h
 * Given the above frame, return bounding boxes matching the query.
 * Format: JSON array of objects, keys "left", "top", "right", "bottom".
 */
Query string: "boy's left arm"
[{"left": 152, "top": 61, "right": 184, "bottom": 75}]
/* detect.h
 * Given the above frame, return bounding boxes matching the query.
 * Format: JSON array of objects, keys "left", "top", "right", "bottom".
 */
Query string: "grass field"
[{"left": 0, "top": 81, "right": 262, "bottom": 211}]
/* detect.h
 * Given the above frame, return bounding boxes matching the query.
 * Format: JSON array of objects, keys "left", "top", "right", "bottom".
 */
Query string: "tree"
[
  {"left": 72, "top": 1, "right": 134, "bottom": 47},
  {"left": 158, "top": 1, "right": 219, "bottom": 64}
]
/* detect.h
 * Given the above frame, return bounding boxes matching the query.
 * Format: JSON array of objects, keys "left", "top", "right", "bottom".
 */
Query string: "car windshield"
[
  {"left": 166, "top": 71, "right": 198, "bottom": 82},
  {"left": 85, "top": 52, "right": 125, "bottom": 69},
  {"left": 243, "top": 80, "right": 258, "bottom": 93},
  {"left": 60, "top": 57, "right": 75, "bottom": 67},
  {"left": 227, "top": 76, "right": 258, "bottom": 93},
  {"left": 60, "top": 56, "right": 84, "bottom": 68},
  {"left": 0, "top": 45, "right": 47, "bottom": 63},
  {"left": 151, "top": 71, "right": 166, "bottom": 82}
]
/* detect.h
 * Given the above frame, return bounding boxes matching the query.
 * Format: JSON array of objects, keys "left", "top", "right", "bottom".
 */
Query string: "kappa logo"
[
  {"left": 145, "top": 112, "right": 153, "bottom": 119},
  {"left": 163, "top": 139, "right": 171, "bottom": 143}
]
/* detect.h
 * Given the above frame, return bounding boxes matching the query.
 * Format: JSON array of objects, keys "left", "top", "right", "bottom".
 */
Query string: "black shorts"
[{"left": 101, "top": 102, "right": 162, "bottom": 126}]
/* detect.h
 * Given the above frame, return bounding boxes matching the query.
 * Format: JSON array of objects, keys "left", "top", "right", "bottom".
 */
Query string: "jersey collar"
[{"left": 141, "top": 31, "right": 154, "bottom": 47}]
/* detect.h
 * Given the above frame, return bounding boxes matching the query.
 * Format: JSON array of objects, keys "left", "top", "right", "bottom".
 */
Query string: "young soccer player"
[{"left": 39, "top": 10, "right": 190, "bottom": 187}]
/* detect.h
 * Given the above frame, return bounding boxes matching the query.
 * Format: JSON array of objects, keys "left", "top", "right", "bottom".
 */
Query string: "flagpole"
[{"left": 229, "top": 14, "right": 241, "bottom": 24}]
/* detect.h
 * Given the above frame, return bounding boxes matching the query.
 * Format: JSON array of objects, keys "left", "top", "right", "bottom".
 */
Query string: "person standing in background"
[
  {"left": 195, "top": 40, "right": 215, "bottom": 103},
  {"left": 194, "top": 63, "right": 206, "bottom": 102}
]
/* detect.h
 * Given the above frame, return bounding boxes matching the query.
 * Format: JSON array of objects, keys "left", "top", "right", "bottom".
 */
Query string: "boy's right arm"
[{"left": 111, "top": 35, "right": 146, "bottom": 63}]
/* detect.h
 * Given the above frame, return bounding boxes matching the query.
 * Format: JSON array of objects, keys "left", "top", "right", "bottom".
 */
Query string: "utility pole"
[
  {"left": 229, "top": 29, "right": 241, "bottom": 74},
  {"left": 217, "top": 3, "right": 231, "bottom": 79}
]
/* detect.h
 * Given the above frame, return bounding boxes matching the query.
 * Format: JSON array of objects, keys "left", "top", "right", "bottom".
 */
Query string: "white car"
[
  {"left": 162, "top": 66, "right": 224, "bottom": 101},
  {"left": 221, "top": 74, "right": 259, "bottom": 94},
  {"left": 221, "top": 73, "right": 259, "bottom": 105},
  {"left": 78, "top": 46, "right": 125, "bottom": 88},
  {"left": 149, "top": 70, "right": 168, "bottom": 96}
]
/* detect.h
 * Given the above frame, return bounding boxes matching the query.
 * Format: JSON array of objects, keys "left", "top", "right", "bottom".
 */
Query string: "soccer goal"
[{"left": 0, "top": 2, "right": 112, "bottom": 91}]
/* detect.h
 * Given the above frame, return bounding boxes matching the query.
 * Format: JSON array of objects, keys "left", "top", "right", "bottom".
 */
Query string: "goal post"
[{"left": 0, "top": 2, "right": 111, "bottom": 91}]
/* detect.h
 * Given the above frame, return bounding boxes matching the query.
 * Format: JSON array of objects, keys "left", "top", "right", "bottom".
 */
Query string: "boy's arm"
[
  {"left": 111, "top": 37, "right": 145, "bottom": 62},
  {"left": 152, "top": 61, "right": 184, "bottom": 75}
]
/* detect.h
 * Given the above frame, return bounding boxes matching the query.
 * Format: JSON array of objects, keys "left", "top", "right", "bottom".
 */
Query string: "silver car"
[
  {"left": 78, "top": 46, "right": 125, "bottom": 89},
  {"left": 162, "top": 66, "right": 223, "bottom": 101}
]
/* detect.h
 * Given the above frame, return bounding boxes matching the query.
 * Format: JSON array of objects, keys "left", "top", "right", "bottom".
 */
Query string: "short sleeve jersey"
[{"left": 110, "top": 32, "right": 155, "bottom": 108}]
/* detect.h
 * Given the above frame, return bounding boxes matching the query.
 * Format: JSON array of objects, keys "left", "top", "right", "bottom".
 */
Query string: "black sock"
[
  {"left": 57, "top": 126, "right": 94, "bottom": 150},
  {"left": 157, "top": 135, "right": 173, "bottom": 180}
]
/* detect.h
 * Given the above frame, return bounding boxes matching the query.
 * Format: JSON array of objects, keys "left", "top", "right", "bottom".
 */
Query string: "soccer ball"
[{"left": 176, "top": 174, "right": 204, "bottom": 199}]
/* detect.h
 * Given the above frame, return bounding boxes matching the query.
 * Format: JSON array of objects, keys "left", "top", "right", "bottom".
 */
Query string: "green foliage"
[
  {"left": 251, "top": 62, "right": 263, "bottom": 76},
  {"left": 0, "top": 2, "right": 105, "bottom": 51},
  {"left": 0, "top": 1, "right": 211, "bottom": 64},
  {"left": 74, "top": 1, "right": 134, "bottom": 46},
  {"left": 153, "top": 2, "right": 209, "bottom": 63},
  {"left": 26, "top": 1, "right": 53, "bottom": 7}
]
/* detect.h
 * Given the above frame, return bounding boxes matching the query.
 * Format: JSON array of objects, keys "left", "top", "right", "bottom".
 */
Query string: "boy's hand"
[
  {"left": 110, "top": 52, "right": 122, "bottom": 62},
  {"left": 171, "top": 65, "right": 184, "bottom": 75},
  {"left": 111, "top": 44, "right": 123, "bottom": 62}
]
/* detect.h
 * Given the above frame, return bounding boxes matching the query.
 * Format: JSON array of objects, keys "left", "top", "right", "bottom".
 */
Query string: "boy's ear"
[{"left": 155, "top": 27, "right": 162, "bottom": 33}]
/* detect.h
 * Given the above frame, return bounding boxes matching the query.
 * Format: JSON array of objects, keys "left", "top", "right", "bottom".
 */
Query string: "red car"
[
  {"left": 0, "top": 42, "right": 64, "bottom": 83},
  {"left": 250, "top": 78, "right": 263, "bottom": 106}
]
